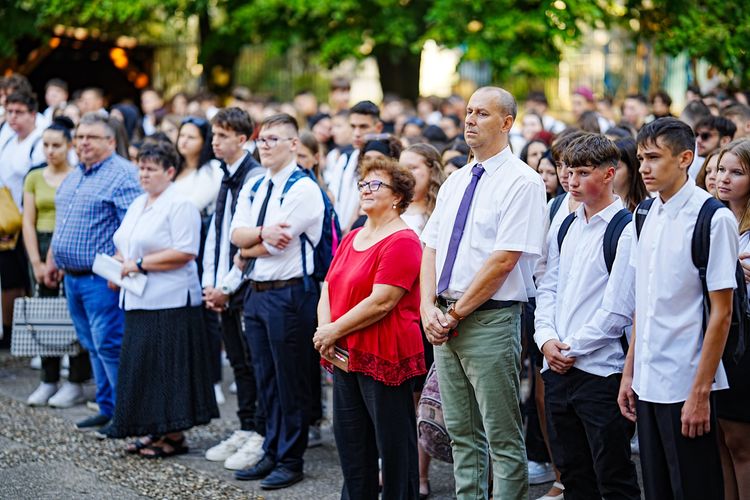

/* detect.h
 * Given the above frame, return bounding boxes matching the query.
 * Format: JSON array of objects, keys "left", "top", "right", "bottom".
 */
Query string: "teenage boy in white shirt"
[
  {"left": 535, "top": 133, "right": 640, "bottom": 499},
  {"left": 618, "top": 117, "right": 738, "bottom": 499}
]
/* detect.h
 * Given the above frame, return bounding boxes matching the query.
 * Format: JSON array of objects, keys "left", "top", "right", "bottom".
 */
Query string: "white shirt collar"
[
  {"left": 266, "top": 159, "right": 299, "bottom": 186},
  {"left": 655, "top": 176, "right": 694, "bottom": 218},
  {"left": 470, "top": 146, "right": 512, "bottom": 177},
  {"left": 227, "top": 152, "right": 248, "bottom": 176},
  {"left": 574, "top": 196, "right": 624, "bottom": 224}
]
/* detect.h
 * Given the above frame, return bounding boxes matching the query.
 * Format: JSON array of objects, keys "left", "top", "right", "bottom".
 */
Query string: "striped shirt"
[{"left": 52, "top": 153, "right": 141, "bottom": 272}]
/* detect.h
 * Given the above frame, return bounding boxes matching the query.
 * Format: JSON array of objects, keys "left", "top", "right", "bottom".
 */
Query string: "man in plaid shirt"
[{"left": 47, "top": 113, "right": 141, "bottom": 431}]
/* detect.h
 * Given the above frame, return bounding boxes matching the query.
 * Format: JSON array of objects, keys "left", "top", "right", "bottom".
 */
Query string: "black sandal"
[
  {"left": 125, "top": 435, "right": 158, "bottom": 454},
  {"left": 140, "top": 435, "right": 189, "bottom": 459}
]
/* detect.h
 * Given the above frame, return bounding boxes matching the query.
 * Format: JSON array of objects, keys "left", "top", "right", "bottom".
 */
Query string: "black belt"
[
  {"left": 437, "top": 296, "right": 518, "bottom": 312},
  {"left": 248, "top": 277, "right": 304, "bottom": 292},
  {"left": 64, "top": 269, "right": 92, "bottom": 277}
]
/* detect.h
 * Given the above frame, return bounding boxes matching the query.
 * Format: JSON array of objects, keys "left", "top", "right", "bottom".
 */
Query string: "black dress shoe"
[
  {"left": 75, "top": 414, "right": 111, "bottom": 431},
  {"left": 235, "top": 454, "right": 275, "bottom": 481},
  {"left": 260, "top": 467, "right": 303, "bottom": 490}
]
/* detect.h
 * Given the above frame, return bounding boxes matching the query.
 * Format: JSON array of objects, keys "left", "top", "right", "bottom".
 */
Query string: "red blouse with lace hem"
[{"left": 322, "top": 227, "right": 426, "bottom": 386}]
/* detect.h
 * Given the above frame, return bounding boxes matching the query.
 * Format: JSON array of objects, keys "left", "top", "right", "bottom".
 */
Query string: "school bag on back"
[
  {"left": 635, "top": 197, "right": 749, "bottom": 366},
  {"left": 249, "top": 167, "right": 341, "bottom": 285}
]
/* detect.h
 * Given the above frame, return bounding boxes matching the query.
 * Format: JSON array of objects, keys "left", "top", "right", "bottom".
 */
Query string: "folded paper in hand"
[{"left": 92, "top": 253, "right": 147, "bottom": 296}]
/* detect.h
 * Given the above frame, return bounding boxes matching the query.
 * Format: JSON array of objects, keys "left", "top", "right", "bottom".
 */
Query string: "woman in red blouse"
[{"left": 314, "top": 156, "right": 425, "bottom": 500}]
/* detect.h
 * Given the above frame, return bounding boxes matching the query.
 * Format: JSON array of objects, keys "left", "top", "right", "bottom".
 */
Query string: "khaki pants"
[{"left": 435, "top": 304, "right": 528, "bottom": 500}]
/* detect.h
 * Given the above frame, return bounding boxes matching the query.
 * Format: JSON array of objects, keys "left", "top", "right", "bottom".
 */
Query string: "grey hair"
[{"left": 78, "top": 112, "right": 116, "bottom": 138}]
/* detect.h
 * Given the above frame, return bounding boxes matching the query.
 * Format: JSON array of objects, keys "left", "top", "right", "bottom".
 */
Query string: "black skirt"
[{"left": 108, "top": 305, "right": 219, "bottom": 438}]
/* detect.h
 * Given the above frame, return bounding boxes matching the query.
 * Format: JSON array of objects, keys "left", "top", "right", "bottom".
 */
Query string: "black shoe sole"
[{"left": 260, "top": 474, "right": 303, "bottom": 490}]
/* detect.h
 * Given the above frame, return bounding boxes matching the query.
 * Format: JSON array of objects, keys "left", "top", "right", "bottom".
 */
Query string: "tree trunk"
[
  {"left": 198, "top": 7, "right": 241, "bottom": 94},
  {"left": 375, "top": 48, "right": 421, "bottom": 103}
]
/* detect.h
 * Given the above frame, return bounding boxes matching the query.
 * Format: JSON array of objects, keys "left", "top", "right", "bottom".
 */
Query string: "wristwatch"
[
  {"left": 446, "top": 303, "right": 464, "bottom": 322},
  {"left": 136, "top": 257, "right": 147, "bottom": 273}
]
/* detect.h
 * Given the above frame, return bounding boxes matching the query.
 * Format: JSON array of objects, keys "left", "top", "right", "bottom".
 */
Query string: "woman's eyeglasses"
[{"left": 357, "top": 180, "right": 392, "bottom": 192}]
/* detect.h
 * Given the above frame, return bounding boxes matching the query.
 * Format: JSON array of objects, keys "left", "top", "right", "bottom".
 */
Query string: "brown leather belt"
[
  {"left": 248, "top": 277, "right": 304, "bottom": 292},
  {"left": 437, "top": 296, "right": 518, "bottom": 312}
]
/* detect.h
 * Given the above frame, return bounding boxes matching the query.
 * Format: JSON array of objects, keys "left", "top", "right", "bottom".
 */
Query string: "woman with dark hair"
[
  {"left": 520, "top": 139, "right": 548, "bottom": 171},
  {"left": 108, "top": 140, "right": 219, "bottom": 457},
  {"left": 298, "top": 131, "right": 332, "bottom": 196},
  {"left": 538, "top": 150, "right": 562, "bottom": 200},
  {"left": 110, "top": 103, "right": 142, "bottom": 142},
  {"left": 577, "top": 110, "right": 601, "bottom": 133},
  {"left": 174, "top": 116, "right": 222, "bottom": 215},
  {"left": 613, "top": 137, "right": 650, "bottom": 213},
  {"left": 23, "top": 120, "right": 91, "bottom": 407},
  {"left": 314, "top": 156, "right": 425, "bottom": 499},
  {"left": 696, "top": 150, "right": 719, "bottom": 194}
]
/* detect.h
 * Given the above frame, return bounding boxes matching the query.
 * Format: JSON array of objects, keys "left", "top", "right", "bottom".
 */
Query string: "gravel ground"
[{"left": 0, "top": 352, "right": 638, "bottom": 499}]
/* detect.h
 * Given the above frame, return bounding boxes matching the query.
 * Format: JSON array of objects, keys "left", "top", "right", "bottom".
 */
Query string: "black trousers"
[
  {"left": 244, "top": 282, "right": 317, "bottom": 472},
  {"left": 220, "top": 285, "right": 264, "bottom": 434},
  {"left": 543, "top": 368, "right": 640, "bottom": 500},
  {"left": 333, "top": 369, "right": 418, "bottom": 500},
  {"left": 636, "top": 398, "right": 724, "bottom": 500}
]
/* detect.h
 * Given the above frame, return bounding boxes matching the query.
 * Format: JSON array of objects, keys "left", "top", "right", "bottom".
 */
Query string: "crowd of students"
[{"left": 1, "top": 71, "right": 750, "bottom": 499}]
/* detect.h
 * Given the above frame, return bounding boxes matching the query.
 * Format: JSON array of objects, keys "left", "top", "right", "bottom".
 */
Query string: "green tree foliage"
[{"left": 625, "top": 0, "right": 750, "bottom": 86}]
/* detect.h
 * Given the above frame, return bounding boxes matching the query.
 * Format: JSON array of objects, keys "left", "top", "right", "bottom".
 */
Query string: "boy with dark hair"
[
  {"left": 202, "top": 106, "right": 266, "bottom": 471},
  {"left": 722, "top": 103, "right": 750, "bottom": 139},
  {"left": 329, "top": 101, "right": 382, "bottom": 231},
  {"left": 694, "top": 115, "right": 737, "bottom": 158},
  {"left": 44, "top": 78, "right": 68, "bottom": 121},
  {"left": 618, "top": 117, "right": 738, "bottom": 499},
  {"left": 535, "top": 133, "right": 640, "bottom": 500}
]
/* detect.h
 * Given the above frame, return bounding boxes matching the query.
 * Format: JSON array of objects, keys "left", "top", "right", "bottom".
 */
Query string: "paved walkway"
[{"left": 0, "top": 351, "right": 616, "bottom": 499}]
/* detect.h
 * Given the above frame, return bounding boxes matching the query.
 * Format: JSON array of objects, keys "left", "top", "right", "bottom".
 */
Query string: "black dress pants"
[
  {"left": 636, "top": 397, "right": 724, "bottom": 500},
  {"left": 333, "top": 368, "right": 419, "bottom": 500},
  {"left": 543, "top": 368, "right": 640, "bottom": 500}
]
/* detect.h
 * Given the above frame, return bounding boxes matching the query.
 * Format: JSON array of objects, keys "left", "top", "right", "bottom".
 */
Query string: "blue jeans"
[{"left": 65, "top": 274, "right": 124, "bottom": 417}]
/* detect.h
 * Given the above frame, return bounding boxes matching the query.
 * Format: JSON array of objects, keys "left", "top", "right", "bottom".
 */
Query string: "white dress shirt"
[
  {"left": 113, "top": 184, "right": 202, "bottom": 311},
  {"left": 230, "top": 160, "right": 324, "bottom": 281},
  {"left": 330, "top": 148, "right": 360, "bottom": 229},
  {"left": 201, "top": 153, "right": 253, "bottom": 288},
  {"left": 630, "top": 178, "right": 737, "bottom": 403},
  {"left": 533, "top": 192, "right": 574, "bottom": 286},
  {"left": 0, "top": 125, "right": 46, "bottom": 210},
  {"left": 535, "top": 198, "right": 634, "bottom": 377},
  {"left": 422, "top": 146, "right": 547, "bottom": 302},
  {"left": 172, "top": 159, "right": 223, "bottom": 214}
]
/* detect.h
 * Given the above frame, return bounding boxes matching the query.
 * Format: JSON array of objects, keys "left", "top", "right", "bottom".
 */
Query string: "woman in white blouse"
[
  {"left": 174, "top": 116, "right": 223, "bottom": 215},
  {"left": 108, "top": 140, "right": 219, "bottom": 458}
]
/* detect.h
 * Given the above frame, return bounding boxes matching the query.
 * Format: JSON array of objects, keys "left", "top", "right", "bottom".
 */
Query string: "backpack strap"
[
  {"left": 549, "top": 193, "right": 566, "bottom": 223},
  {"left": 691, "top": 197, "right": 725, "bottom": 336},
  {"left": 248, "top": 176, "right": 265, "bottom": 204},
  {"left": 556, "top": 212, "right": 577, "bottom": 252},
  {"left": 603, "top": 208, "right": 633, "bottom": 274},
  {"left": 634, "top": 197, "right": 655, "bottom": 239},
  {"left": 279, "top": 168, "right": 307, "bottom": 205}
]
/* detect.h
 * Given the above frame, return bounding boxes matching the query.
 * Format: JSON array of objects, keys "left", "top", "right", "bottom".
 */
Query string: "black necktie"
[
  {"left": 212, "top": 158, "right": 251, "bottom": 286},
  {"left": 242, "top": 179, "right": 274, "bottom": 280}
]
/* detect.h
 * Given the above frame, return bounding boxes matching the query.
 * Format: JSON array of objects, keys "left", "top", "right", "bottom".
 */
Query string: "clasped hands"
[
  {"left": 313, "top": 323, "right": 340, "bottom": 359},
  {"left": 421, "top": 304, "right": 459, "bottom": 346}
]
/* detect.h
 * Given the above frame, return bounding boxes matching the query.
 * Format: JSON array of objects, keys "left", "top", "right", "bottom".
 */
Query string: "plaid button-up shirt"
[{"left": 52, "top": 153, "right": 141, "bottom": 272}]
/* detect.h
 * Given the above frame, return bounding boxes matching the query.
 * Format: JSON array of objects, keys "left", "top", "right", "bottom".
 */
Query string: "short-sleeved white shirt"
[
  {"left": 0, "top": 125, "right": 46, "bottom": 210},
  {"left": 630, "top": 178, "right": 737, "bottom": 403},
  {"left": 422, "top": 146, "right": 547, "bottom": 302},
  {"left": 172, "top": 159, "right": 223, "bottom": 214},
  {"left": 230, "top": 160, "right": 324, "bottom": 281},
  {"left": 113, "top": 184, "right": 202, "bottom": 311}
]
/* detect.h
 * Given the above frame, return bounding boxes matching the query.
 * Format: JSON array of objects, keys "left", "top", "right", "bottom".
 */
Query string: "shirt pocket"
[{"left": 469, "top": 207, "right": 498, "bottom": 249}]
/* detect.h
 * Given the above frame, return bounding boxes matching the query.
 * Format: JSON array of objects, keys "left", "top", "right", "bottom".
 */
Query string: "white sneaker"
[
  {"left": 27, "top": 382, "right": 58, "bottom": 406},
  {"left": 48, "top": 382, "right": 86, "bottom": 408},
  {"left": 229, "top": 381, "right": 237, "bottom": 394},
  {"left": 30, "top": 356, "right": 42, "bottom": 370},
  {"left": 528, "top": 460, "right": 555, "bottom": 485},
  {"left": 223, "top": 431, "right": 265, "bottom": 470},
  {"left": 214, "top": 383, "right": 226, "bottom": 405},
  {"left": 205, "top": 430, "right": 253, "bottom": 461},
  {"left": 535, "top": 481, "right": 565, "bottom": 500}
]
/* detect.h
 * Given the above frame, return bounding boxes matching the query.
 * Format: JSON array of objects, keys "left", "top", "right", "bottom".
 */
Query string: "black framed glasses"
[
  {"left": 357, "top": 180, "right": 393, "bottom": 192},
  {"left": 698, "top": 131, "right": 717, "bottom": 141},
  {"left": 257, "top": 136, "right": 293, "bottom": 148}
]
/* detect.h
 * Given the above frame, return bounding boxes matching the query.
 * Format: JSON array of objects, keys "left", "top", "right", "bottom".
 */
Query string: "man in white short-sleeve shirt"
[
  {"left": 618, "top": 118, "right": 738, "bottom": 500},
  {"left": 420, "top": 87, "right": 546, "bottom": 499},
  {"left": 230, "top": 113, "right": 323, "bottom": 490}
]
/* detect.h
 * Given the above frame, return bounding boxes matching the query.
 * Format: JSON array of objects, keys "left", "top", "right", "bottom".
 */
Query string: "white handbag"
[{"left": 10, "top": 284, "right": 81, "bottom": 357}]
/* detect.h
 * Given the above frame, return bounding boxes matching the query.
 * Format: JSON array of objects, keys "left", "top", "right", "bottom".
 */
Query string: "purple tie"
[{"left": 437, "top": 164, "right": 485, "bottom": 295}]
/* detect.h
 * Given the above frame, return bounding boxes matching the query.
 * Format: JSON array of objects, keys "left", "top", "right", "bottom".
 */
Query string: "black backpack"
[
  {"left": 549, "top": 193, "right": 567, "bottom": 223},
  {"left": 635, "top": 197, "right": 749, "bottom": 366},
  {"left": 557, "top": 207, "right": 633, "bottom": 352}
]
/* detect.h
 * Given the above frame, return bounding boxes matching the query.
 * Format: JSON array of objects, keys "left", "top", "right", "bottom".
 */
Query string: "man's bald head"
[{"left": 473, "top": 86, "right": 518, "bottom": 121}]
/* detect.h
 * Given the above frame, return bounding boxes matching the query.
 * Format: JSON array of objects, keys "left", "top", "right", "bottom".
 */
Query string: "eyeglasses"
[
  {"left": 74, "top": 134, "right": 109, "bottom": 142},
  {"left": 357, "top": 180, "right": 393, "bottom": 192},
  {"left": 257, "top": 136, "right": 293, "bottom": 148},
  {"left": 698, "top": 131, "right": 717, "bottom": 141},
  {"left": 181, "top": 116, "right": 208, "bottom": 127}
]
